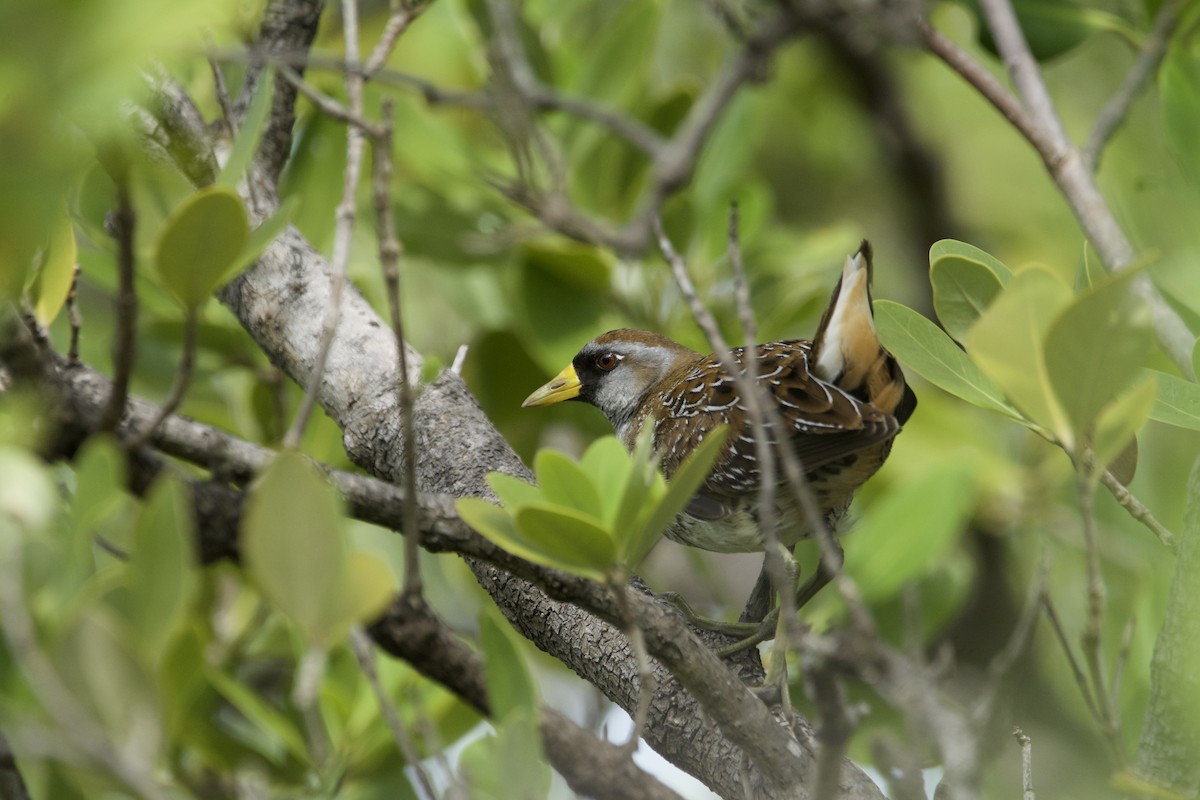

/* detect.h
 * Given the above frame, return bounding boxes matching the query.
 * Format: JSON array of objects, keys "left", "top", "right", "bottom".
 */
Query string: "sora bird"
[{"left": 522, "top": 241, "right": 916, "bottom": 620}]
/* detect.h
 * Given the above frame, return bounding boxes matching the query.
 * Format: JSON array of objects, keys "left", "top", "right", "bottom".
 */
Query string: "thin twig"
[
  {"left": 1110, "top": 614, "right": 1135, "bottom": 724},
  {"left": 99, "top": 183, "right": 137, "bottom": 433},
  {"left": 1099, "top": 470, "right": 1175, "bottom": 550},
  {"left": 208, "top": 54, "right": 237, "bottom": 140},
  {"left": 613, "top": 581, "right": 656, "bottom": 754},
  {"left": 1076, "top": 468, "right": 1125, "bottom": 765},
  {"left": 1083, "top": 0, "right": 1182, "bottom": 171},
  {"left": 1013, "top": 727, "right": 1034, "bottom": 800},
  {"left": 363, "top": 1, "right": 433, "bottom": 79},
  {"left": 348, "top": 627, "right": 437, "bottom": 797},
  {"left": 807, "top": 663, "right": 856, "bottom": 800},
  {"left": 283, "top": 0, "right": 369, "bottom": 449},
  {"left": 125, "top": 309, "right": 198, "bottom": 450},
  {"left": 276, "top": 64, "right": 385, "bottom": 137},
  {"left": 66, "top": 262, "right": 82, "bottom": 365},
  {"left": 1041, "top": 594, "right": 1102, "bottom": 721},
  {"left": 371, "top": 99, "right": 423, "bottom": 596},
  {"left": 970, "top": 556, "right": 1047, "bottom": 725}
]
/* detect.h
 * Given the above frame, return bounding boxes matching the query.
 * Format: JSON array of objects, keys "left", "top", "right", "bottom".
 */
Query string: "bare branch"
[
  {"left": 125, "top": 309, "right": 198, "bottom": 451},
  {"left": 363, "top": 1, "right": 433, "bottom": 78},
  {"left": 371, "top": 99, "right": 423, "bottom": 595},
  {"left": 98, "top": 182, "right": 136, "bottom": 434},
  {"left": 1013, "top": 727, "right": 1034, "bottom": 800}
]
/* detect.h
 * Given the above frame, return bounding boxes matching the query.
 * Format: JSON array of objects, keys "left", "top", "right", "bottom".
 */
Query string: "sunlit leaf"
[
  {"left": 29, "top": 209, "right": 77, "bottom": 325},
  {"left": 1146, "top": 369, "right": 1200, "bottom": 432},
  {"left": 579, "top": 436, "right": 633, "bottom": 529},
  {"left": 513, "top": 504, "right": 616, "bottom": 580},
  {"left": 478, "top": 606, "right": 538, "bottom": 722},
  {"left": 968, "top": 267, "right": 1073, "bottom": 443},
  {"left": 1091, "top": 376, "right": 1156, "bottom": 484},
  {"left": 155, "top": 186, "right": 249, "bottom": 309},
  {"left": 534, "top": 449, "right": 603, "bottom": 520},
  {"left": 487, "top": 472, "right": 542, "bottom": 510},
  {"left": 1044, "top": 267, "right": 1154, "bottom": 439},
  {"left": 929, "top": 239, "right": 1011, "bottom": 341},
  {"left": 874, "top": 300, "right": 1022, "bottom": 420}
]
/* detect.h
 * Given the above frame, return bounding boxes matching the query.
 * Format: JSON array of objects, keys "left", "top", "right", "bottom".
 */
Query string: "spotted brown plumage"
[{"left": 522, "top": 240, "right": 916, "bottom": 555}]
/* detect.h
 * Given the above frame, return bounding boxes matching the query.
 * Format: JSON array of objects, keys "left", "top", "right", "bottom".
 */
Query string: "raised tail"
[{"left": 812, "top": 240, "right": 916, "bottom": 423}]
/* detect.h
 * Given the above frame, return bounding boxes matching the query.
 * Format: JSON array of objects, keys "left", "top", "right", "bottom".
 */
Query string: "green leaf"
[
  {"left": 486, "top": 472, "right": 543, "bottom": 510},
  {"left": 534, "top": 449, "right": 603, "bottom": 520},
  {"left": 478, "top": 606, "right": 538, "bottom": 722},
  {"left": 513, "top": 504, "right": 617, "bottom": 580},
  {"left": 243, "top": 450, "right": 348, "bottom": 647},
  {"left": 1146, "top": 369, "right": 1200, "bottom": 432},
  {"left": 623, "top": 424, "right": 728, "bottom": 569},
  {"left": 29, "top": 209, "right": 77, "bottom": 325},
  {"left": 1193, "top": 338, "right": 1200, "bottom": 383},
  {"left": 968, "top": 266, "right": 1074, "bottom": 443},
  {"left": 457, "top": 497, "right": 541, "bottom": 563},
  {"left": 154, "top": 186, "right": 249, "bottom": 309},
  {"left": 71, "top": 435, "right": 127, "bottom": 539},
  {"left": 929, "top": 239, "right": 1011, "bottom": 341},
  {"left": 1161, "top": 47, "right": 1200, "bottom": 185},
  {"left": 874, "top": 300, "right": 1022, "bottom": 419},
  {"left": 1091, "top": 376, "right": 1157, "bottom": 484},
  {"left": 845, "top": 463, "right": 975, "bottom": 602},
  {"left": 330, "top": 552, "right": 395, "bottom": 634},
  {"left": 1044, "top": 267, "right": 1154, "bottom": 439},
  {"left": 226, "top": 197, "right": 298, "bottom": 278},
  {"left": 216, "top": 71, "right": 274, "bottom": 189},
  {"left": 127, "top": 474, "right": 197, "bottom": 664},
  {"left": 579, "top": 436, "right": 633, "bottom": 529},
  {"left": 458, "top": 710, "right": 550, "bottom": 800},
  {"left": 611, "top": 425, "right": 662, "bottom": 539},
  {"left": 967, "top": 0, "right": 1117, "bottom": 62},
  {"left": 57, "top": 609, "right": 161, "bottom": 748}
]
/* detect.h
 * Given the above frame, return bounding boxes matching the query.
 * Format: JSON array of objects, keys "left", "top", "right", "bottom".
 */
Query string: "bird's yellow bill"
[{"left": 522, "top": 364, "right": 581, "bottom": 407}]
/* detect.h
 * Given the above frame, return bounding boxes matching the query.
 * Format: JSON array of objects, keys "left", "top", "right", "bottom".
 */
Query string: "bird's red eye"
[{"left": 595, "top": 353, "right": 620, "bottom": 371}]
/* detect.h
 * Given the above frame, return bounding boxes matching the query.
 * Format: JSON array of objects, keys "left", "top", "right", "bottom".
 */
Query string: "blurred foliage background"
[{"left": 3, "top": 0, "right": 1200, "bottom": 797}]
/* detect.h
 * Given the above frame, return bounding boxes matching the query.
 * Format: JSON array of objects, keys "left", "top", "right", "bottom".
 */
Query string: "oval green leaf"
[
  {"left": 514, "top": 503, "right": 616, "bottom": 580},
  {"left": 1146, "top": 369, "right": 1200, "bottom": 432},
  {"left": 30, "top": 210, "right": 77, "bottom": 325},
  {"left": 874, "top": 300, "right": 1022, "bottom": 420},
  {"left": 128, "top": 474, "right": 197, "bottom": 664},
  {"left": 967, "top": 267, "right": 1073, "bottom": 443},
  {"left": 534, "top": 449, "right": 603, "bottom": 520},
  {"left": 486, "top": 471, "right": 543, "bottom": 510},
  {"left": 1161, "top": 48, "right": 1200, "bottom": 186},
  {"left": 1044, "top": 267, "right": 1154, "bottom": 437},
  {"left": 243, "top": 450, "right": 348, "bottom": 646},
  {"left": 930, "top": 240, "right": 1010, "bottom": 342},
  {"left": 155, "top": 186, "right": 249, "bottom": 309}
]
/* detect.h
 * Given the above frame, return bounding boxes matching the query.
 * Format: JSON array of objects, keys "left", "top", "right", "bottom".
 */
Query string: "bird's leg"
[
  {"left": 738, "top": 560, "right": 774, "bottom": 624},
  {"left": 792, "top": 540, "right": 844, "bottom": 610},
  {"left": 657, "top": 592, "right": 761, "bottom": 637}
]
